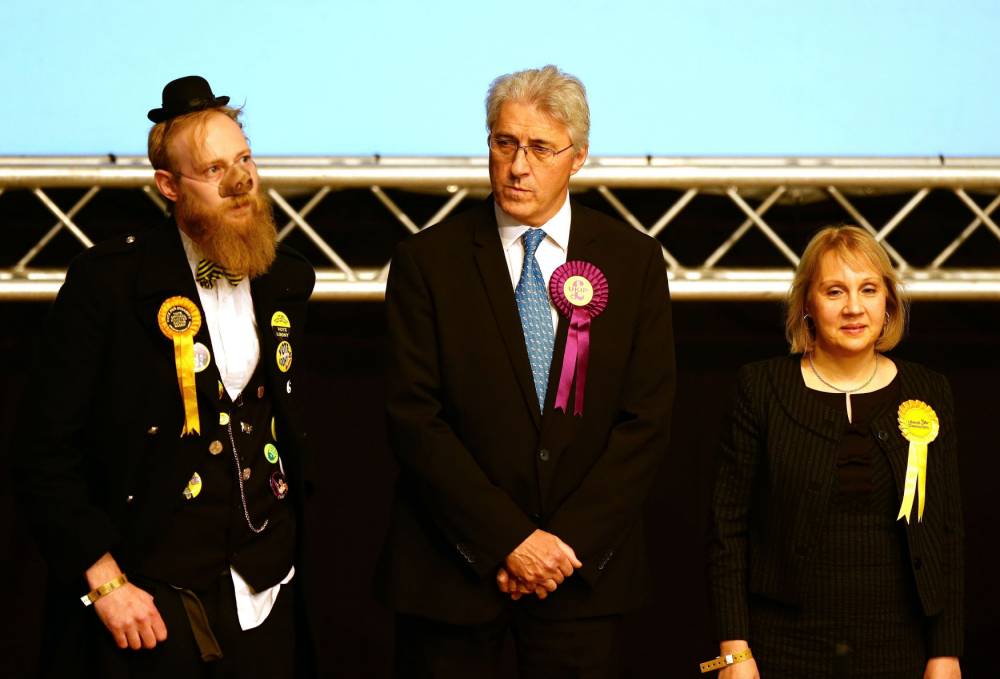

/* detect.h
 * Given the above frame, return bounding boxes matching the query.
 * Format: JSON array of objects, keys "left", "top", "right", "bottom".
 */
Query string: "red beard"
[{"left": 175, "top": 188, "right": 277, "bottom": 279}]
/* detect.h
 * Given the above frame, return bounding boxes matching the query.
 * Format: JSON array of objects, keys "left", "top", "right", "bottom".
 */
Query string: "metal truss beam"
[{"left": 2, "top": 156, "right": 999, "bottom": 301}]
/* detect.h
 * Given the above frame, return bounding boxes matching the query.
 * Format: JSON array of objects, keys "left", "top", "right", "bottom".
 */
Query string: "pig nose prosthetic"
[{"left": 219, "top": 163, "right": 253, "bottom": 197}]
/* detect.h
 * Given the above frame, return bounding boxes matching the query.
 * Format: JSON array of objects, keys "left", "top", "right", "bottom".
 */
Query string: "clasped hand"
[{"left": 496, "top": 529, "right": 582, "bottom": 600}]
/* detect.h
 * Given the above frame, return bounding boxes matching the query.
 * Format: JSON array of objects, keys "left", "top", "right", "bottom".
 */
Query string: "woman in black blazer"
[{"left": 706, "top": 226, "right": 963, "bottom": 679}]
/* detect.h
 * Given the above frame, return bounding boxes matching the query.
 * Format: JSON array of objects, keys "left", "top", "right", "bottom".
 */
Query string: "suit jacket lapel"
[
  {"left": 766, "top": 355, "right": 843, "bottom": 443},
  {"left": 541, "top": 202, "right": 602, "bottom": 421},
  {"left": 250, "top": 247, "right": 311, "bottom": 443},
  {"left": 873, "top": 364, "right": 922, "bottom": 500},
  {"left": 133, "top": 224, "right": 223, "bottom": 420},
  {"left": 472, "top": 201, "right": 542, "bottom": 428},
  {"left": 768, "top": 355, "right": 919, "bottom": 495},
  {"left": 251, "top": 263, "right": 281, "bottom": 397}
]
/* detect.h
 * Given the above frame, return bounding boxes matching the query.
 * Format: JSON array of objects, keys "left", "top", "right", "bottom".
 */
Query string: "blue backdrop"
[{"left": 1, "top": 0, "right": 996, "bottom": 156}]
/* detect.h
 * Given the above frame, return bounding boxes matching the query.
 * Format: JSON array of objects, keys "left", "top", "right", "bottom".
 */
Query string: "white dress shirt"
[
  {"left": 179, "top": 231, "right": 294, "bottom": 631},
  {"left": 496, "top": 194, "right": 572, "bottom": 332}
]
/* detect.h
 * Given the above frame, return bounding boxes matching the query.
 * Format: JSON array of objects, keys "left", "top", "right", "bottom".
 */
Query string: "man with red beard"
[{"left": 13, "top": 76, "right": 315, "bottom": 678}]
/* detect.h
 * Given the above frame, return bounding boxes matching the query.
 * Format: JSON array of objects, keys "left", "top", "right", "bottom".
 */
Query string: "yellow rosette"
[
  {"left": 158, "top": 296, "right": 202, "bottom": 436},
  {"left": 896, "top": 399, "right": 939, "bottom": 523}
]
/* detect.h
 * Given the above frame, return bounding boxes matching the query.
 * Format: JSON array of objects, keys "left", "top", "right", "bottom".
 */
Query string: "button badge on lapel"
[
  {"left": 193, "top": 342, "right": 211, "bottom": 373},
  {"left": 270, "top": 311, "right": 291, "bottom": 339},
  {"left": 276, "top": 341, "right": 293, "bottom": 373}
]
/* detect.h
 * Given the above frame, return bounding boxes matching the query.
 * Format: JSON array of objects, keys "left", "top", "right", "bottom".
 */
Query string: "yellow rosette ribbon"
[
  {"left": 896, "top": 399, "right": 939, "bottom": 523},
  {"left": 158, "top": 296, "right": 202, "bottom": 436}
]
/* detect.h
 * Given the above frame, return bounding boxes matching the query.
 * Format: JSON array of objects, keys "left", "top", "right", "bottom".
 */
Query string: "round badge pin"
[
  {"left": 219, "top": 412, "right": 230, "bottom": 426},
  {"left": 270, "top": 471, "right": 289, "bottom": 500},
  {"left": 264, "top": 443, "right": 279, "bottom": 464},
  {"left": 271, "top": 416, "right": 277, "bottom": 440},
  {"left": 270, "top": 311, "right": 291, "bottom": 340},
  {"left": 563, "top": 275, "right": 595, "bottom": 307},
  {"left": 159, "top": 298, "right": 198, "bottom": 336},
  {"left": 193, "top": 342, "right": 212, "bottom": 373},
  {"left": 182, "top": 472, "right": 202, "bottom": 500},
  {"left": 209, "top": 440, "right": 224, "bottom": 455},
  {"left": 276, "top": 341, "right": 293, "bottom": 373}
]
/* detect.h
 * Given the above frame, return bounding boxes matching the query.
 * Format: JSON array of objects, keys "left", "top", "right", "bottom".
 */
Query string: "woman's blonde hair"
[{"left": 785, "top": 225, "right": 907, "bottom": 353}]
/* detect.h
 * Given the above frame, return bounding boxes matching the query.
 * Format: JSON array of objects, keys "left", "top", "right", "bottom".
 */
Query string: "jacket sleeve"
[
  {"left": 384, "top": 240, "right": 536, "bottom": 578},
  {"left": 707, "top": 363, "right": 763, "bottom": 642},
  {"left": 544, "top": 236, "right": 676, "bottom": 586},
  {"left": 924, "top": 375, "right": 965, "bottom": 657},
  {"left": 12, "top": 255, "right": 122, "bottom": 584}
]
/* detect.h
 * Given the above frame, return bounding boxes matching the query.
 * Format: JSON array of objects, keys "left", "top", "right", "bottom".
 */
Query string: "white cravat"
[
  {"left": 179, "top": 230, "right": 294, "bottom": 631},
  {"left": 496, "top": 194, "right": 572, "bottom": 332}
]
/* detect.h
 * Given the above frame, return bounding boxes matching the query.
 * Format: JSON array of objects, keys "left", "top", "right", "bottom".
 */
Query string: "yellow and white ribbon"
[
  {"left": 158, "top": 296, "right": 202, "bottom": 436},
  {"left": 896, "top": 399, "right": 939, "bottom": 523}
]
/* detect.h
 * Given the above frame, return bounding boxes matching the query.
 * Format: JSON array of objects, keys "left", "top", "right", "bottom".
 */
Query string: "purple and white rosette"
[{"left": 549, "top": 260, "right": 609, "bottom": 416}]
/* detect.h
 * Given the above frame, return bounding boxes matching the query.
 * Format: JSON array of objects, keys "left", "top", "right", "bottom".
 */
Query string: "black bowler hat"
[{"left": 147, "top": 75, "right": 230, "bottom": 123}]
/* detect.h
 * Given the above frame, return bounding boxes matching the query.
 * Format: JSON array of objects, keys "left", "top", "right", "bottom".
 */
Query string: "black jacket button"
[
  {"left": 538, "top": 448, "right": 550, "bottom": 462},
  {"left": 877, "top": 431, "right": 888, "bottom": 441}
]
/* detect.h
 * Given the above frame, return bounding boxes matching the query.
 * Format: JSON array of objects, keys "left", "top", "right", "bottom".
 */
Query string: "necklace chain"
[{"left": 808, "top": 352, "right": 879, "bottom": 394}]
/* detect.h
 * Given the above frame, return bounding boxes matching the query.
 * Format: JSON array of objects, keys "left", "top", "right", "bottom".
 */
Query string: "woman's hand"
[{"left": 924, "top": 656, "right": 960, "bottom": 679}]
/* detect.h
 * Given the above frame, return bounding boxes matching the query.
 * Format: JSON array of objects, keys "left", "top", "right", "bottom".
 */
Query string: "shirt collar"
[
  {"left": 496, "top": 194, "right": 572, "bottom": 253},
  {"left": 179, "top": 228, "right": 253, "bottom": 296}
]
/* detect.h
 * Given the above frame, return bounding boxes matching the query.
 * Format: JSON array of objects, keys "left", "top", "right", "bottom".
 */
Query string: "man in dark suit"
[
  {"left": 13, "top": 76, "right": 314, "bottom": 678},
  {"left": 378, "top": 65, "right": 676, "bottom": 677}
]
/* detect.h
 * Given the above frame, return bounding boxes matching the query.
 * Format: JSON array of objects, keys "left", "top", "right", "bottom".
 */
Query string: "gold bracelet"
[
  {"left": 700, "top": 648, "right": 753, "bottom": 673},
  {"left": 80, "top": 574, "right": 128, "bottom": 607}
]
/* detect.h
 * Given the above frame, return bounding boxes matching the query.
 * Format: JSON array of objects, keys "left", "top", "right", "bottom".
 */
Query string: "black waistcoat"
[{"left": 139, "top": 360, "right": 295, "bottom": 591}]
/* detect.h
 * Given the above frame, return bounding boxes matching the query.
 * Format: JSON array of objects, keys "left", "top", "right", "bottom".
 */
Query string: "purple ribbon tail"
[
  {"left": 554, "top": 314, "right": 580, "bottom": 413},
  {"left": 573, "top": 315, "right": 591, "bottom": 416}
]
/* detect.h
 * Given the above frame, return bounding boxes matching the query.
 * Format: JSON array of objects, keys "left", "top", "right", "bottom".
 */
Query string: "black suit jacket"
[
  {"left": 12, "top": 223, "right": 316, "bottom": 670},
  {"left": 709, "top": 355, "right": 964, "bottom": 657},
  {"left": 377, "top": 198, "right": 676, "bottom": 624}
]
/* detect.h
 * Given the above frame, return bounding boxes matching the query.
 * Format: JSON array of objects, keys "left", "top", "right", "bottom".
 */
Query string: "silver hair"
[{"left": 485, "top": 65, "right": 590, "bottom": 150}]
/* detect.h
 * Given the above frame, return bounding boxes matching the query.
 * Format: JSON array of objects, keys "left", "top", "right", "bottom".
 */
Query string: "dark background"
[{"left": 1, "top": 187, "right": 998, "bottom": 677}]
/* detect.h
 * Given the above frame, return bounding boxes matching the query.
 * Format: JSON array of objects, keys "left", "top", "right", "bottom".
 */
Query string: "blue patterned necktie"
[{"left": 515, "top": 228, "right": 555, "bottom": 410}]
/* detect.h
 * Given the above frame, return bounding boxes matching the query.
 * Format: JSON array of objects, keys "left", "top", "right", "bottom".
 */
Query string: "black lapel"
[
  {"left": 250, "top": 259, "right": 283, "bottom": 398},
  {"left": 133, "top": 224, "right": 223, "bottom": 418},
  {"left": 765, "top": 354, "right": 844, "bottom": 442},
  {"left": 871, "top": 362, "right": 925, "bottom": 499},
  {"left": 250, "top": 245, "right": 312, "bottom": 442},
  {"left": 471, "top": 200, "right": 542, "bottom": 429},
  {"left": 541, "top": 201, "right": 603, "bottom": 423}
]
